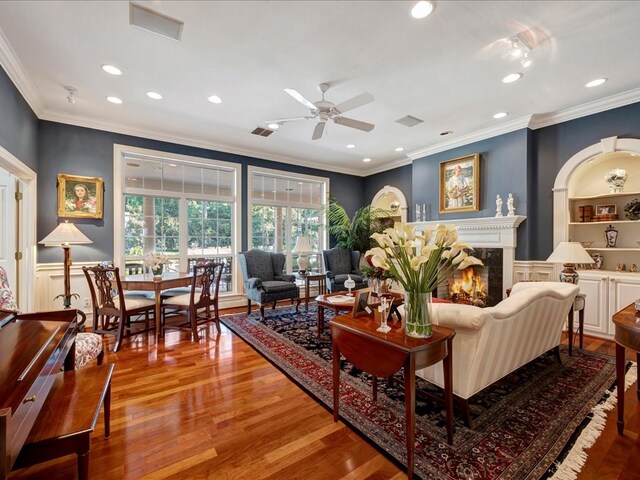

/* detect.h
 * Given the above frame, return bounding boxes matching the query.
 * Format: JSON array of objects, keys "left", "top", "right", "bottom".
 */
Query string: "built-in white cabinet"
[{"left": 553, "top": 136, "right": 640, "bottom": 340}]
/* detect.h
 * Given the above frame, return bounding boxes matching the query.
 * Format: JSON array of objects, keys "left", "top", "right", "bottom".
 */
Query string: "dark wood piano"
[{"left": 0, "top": 316, "right": 76, "bottom": 479}]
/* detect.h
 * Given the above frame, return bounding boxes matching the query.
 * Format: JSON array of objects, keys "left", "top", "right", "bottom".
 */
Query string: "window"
[
  {"left": 115, "top": 145, "right": 240, "bottom": 294},
  {"left": 248, "top": 166, "right": 328, "bottom": 273}
]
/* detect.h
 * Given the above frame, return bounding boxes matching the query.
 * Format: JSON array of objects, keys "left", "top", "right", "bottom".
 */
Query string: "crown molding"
[
  {"left": 529, "top": 87, "right": 640, "bottom": 130},
  {"left": 362, "top": 157, "right": 413, "bottom": 176},
  {"left": 41, "top": 110, "right": 364, "bottom": 177},
  {"left": 405, "top": 115, "right": 533, "bottom": 161},
  {"left": 0, "top": 27, "right": 44, "bottom": 116}
]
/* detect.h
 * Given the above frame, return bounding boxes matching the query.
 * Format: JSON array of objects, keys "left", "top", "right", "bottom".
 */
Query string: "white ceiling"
[{"left": 1, "top": 1, "right": 639, "bottom": 176}]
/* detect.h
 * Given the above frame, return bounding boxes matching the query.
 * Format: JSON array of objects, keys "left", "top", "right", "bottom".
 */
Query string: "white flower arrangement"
[{"left": 143, "top": 252, "right": 168, "bottom": 269}]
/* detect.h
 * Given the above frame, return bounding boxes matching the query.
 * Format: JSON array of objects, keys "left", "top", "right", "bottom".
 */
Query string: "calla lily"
[
  {"left": 371, "top": 254, "right": 390, "bottom": 270},
  {"left": 410, "top": 255, "right": 429, "bottom": 270},
  {"left": 452, "top": 250, "right": 468, "bottom": 265},
  {"left": 434, "top": 224, "right": 447, "bottom": 245},
  {"left": 458, "top": 256, "right": 484, "bottom": 270}
]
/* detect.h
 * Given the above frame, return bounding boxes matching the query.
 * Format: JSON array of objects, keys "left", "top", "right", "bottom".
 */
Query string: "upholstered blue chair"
[
  {"left": 238, "top": 250, "right": 300, "bottom": 320},
  {"left": 322, "top": 248, "right": 367, "bottom": 293}
]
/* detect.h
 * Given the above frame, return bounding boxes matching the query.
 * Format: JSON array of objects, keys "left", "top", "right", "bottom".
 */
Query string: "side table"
[
  {"left": 612, "top": 303, "right": 640, "bottom": 435},
  {"left": 567, "top": 292, "right": 586, "bottom": 356},
  {"left": 295, "top": 273, "right": 327, "bottom": 311},
  {"left": 330, "top": 313, "right": 455, "bottom": 479}
]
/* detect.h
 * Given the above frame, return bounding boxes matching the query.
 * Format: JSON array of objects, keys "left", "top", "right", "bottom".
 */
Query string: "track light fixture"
[
  {"left": 64, "top": 86, "right": 78, "bottom": 104},
  {"left": 508, "top": 33, "right": 532, "bottom": 68}
]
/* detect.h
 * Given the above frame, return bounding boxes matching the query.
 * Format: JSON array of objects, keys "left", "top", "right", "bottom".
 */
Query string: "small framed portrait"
[
  {"left": 351, "top": 288, "right": 372, "bottom": 318},
  {"left": 595, "top": 204, "right": 617, "bottom": 216},
  {"left": 57, "top": 174, "right": 104, "bottom": 219},
  {"left": 439, "top": 153, "right": 480, "bottom": 214}
]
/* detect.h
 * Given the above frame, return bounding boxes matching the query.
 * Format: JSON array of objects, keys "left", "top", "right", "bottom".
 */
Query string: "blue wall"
[
  {"left": 533, "top": 102, "right": 640, "bottom": 258},
  {"left": 409, "top": 129, "right": 531, "bottom": 258},
  {"left": 363, "top": 164, "right": 412, "bottom": 211},
  {"left": 38, "top": 121, "right": 364, "bottom": 263},
  {"left": 0, "top": 67, "right": 38, "bottom": 170}
]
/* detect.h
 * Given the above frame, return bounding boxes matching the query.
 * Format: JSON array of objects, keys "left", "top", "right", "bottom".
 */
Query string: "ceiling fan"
[{"left": 267, "top": 83, "right": 375, "bottom": 140}]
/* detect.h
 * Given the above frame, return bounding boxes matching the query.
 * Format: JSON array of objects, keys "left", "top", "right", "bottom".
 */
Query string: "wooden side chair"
[
  {"left": 82, "top": 264, "right": 156, "bottom": 352},
  {"left": 161, "top": 261, "right": 223, "bottom": 341}
]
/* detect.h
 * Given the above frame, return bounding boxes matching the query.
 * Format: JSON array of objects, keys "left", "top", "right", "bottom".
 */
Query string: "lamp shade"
[
  {"left": 39, "top": 220, "right": 92, "bottom": 246},
  {"left": 546, "top": 242, "right": 594, "bottom": 264},
  {"left": 291, "top": 236, "right": 312, "bottom": 254}
]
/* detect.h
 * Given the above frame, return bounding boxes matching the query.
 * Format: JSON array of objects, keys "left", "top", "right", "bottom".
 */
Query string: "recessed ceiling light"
[
  {"left": 395, "top": 147, "right": 404, "bottom": 152},
  {"left": 585, "top": 78, "right": 607, "bottom": 88},
  {"left": 440, "top": 130, "right": 453, "bottom": 136},
  {"left": 168, "top": 163, "right": 177, "bottom": 167},
  {"left": 268, "top": 123, "right": 280, "bottom": 129},
  {"left": 411, "top": 1, "right": 434, "bottom": 19},
  {"left": 128, "top": 178, "right": 138, "bottom": 182},
  {"left": 346, "top": 144, "right": 356, "bottom": 149},
  {"left": 502, "top": 73, "right": 522, "bottom": 83},
  {"left": 493, "top": 112, "right": 508, "bottom": 119},
  {"left": 297, "top": 181, "right": 303, "bottom": 185},
  {"left": 271, "top": 190, "right": 277, "bottom": 193},
  {"left": 208, "top": 95, "right": 222, "bottom": 104},
  {"left": 147, "top": 91, "right": 162, "bottom": 100},
  {"left": 106, "top": 96, "right": 123, "bottom": 104},
  {"left": 363, "top": 158, "right": 371, "bottom": 163},
  {"left": 102, "top": 64, "right": 122, "bottom": 75}
]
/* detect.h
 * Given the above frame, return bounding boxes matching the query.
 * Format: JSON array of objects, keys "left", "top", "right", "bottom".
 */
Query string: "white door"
[
  {"left": 0, "top": 168, "right": 17, "bottom": 300},
  {"left": 578, "top": 272, "right": 610, "bottom": 337}
]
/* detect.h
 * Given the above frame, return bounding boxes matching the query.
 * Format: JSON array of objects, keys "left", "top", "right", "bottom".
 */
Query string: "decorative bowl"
[{"left": 580, "top": 241, "right": 593, "bottom": 248}]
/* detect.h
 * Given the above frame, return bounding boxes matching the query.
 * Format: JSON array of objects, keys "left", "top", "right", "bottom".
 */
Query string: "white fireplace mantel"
[{"left": 409, "top": 215, "right": 527, "bottom": 296}]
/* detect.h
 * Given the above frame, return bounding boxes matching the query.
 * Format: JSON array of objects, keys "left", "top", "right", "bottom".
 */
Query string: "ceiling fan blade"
[
  {"left": 334, "top": 92, "right": 374, "bottom": 114},
  {"left": 312, "top": 122, "right": 325, "bottom": 140},
  {"left": 333, "top": 116, "right": 375, "bottom": 132},
  {"left": 284, "top": 88, "right": 318, "bottom": 111},
  {"left": 265, "top": 116, "right": 312, "bottom": 124}
]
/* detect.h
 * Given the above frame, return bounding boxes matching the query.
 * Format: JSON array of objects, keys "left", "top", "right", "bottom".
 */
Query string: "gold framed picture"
[
  {"left": 351, "top": 288, "right": 372, "bottom": 318},
  {"left": 439, "top": 153, "right": 480, "bottom": 214},
  {"left": 595, "top": 204, "right": 617, "bottom": 216},
  {"left": 57, "top": 173, "right": 104, "bottom": 219}
]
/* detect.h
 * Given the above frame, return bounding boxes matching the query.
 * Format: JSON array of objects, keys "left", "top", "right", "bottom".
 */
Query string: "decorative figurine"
[
  {"left": 415, "top": 203, "right": 422, "bottom": 222},
  {"left": 616, "top": 263, "right": 626, "bottom": 272},
  {"left": 495, "top": 194, "right": 504, "bottom": 217},
  {"left": 507, "top": 193, "right": 515, "bottom": 216},
  {"left": 630, "top": 264, "right": 638, "bottom": 273},
  {"left": 604, "top": 224, "right": 618, "bottom": 247},
  {"left": 604, "top": 168, "right": 628, "bottom": 193},
  {"left": 344, "top": 275, "right": 356, "bottom": 296},
  {"left": 591, "top": 252, "right": 604, "bottom": 270}
]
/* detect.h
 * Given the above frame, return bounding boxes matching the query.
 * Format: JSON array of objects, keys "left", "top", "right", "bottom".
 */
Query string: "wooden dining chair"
[
  {"left": 161, "top": 261, "right": 223, "bottom": 341},
  {"left": 82, "top": 264, "right": 156, "bottom": 352}
]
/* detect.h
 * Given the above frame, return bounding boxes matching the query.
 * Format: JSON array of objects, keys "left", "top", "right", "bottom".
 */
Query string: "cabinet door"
[
  {"left": 579, "top": 274, "right": 610, "bottom": 337},
  {"left": 608, "top": 275, "right": 640, "bottom": 334}
]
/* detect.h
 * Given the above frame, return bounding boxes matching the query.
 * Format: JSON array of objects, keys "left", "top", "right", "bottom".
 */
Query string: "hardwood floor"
[{"left": 8, "top": 309, "right": 640, "bottom": 480}]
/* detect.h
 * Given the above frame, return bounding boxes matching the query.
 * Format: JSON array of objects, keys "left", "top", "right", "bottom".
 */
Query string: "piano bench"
[{"left": 13, "top": 364, "right": 114, "bottom": 480}]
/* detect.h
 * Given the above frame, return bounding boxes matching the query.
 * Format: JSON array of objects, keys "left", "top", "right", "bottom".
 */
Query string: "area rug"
[{"left": 221, "top": 305, "right": 623, "bottom": 480}]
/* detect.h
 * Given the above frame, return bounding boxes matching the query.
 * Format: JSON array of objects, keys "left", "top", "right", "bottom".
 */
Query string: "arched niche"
[
  {"left": 553, "top": 136, "right": 640, "bottom": 245},
  {"left": 371, "top": 185, "right": 408, "bottom": 224}
]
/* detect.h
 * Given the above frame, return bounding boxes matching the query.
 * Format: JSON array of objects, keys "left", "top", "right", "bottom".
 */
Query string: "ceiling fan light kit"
[{"left": 269, "top": 83, "right": 375, "bottom": 140}]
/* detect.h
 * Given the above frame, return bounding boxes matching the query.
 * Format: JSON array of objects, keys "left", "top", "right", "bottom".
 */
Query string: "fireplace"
[
  {"left": 436, "top": 248, "right": 503, "bottom": 307},
  {"left": 411, "top": 215, "right": 526, "bottom": 305}
]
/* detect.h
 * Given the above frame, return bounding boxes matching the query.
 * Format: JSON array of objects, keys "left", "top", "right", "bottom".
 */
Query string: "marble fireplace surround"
[{"left": 409, "top": 215, "right": 527, "bottom": 300}]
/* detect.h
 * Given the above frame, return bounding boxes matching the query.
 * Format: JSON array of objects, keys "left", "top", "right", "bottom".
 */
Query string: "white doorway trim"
[{"left": 0, "top": 145, "right": 36, "bottom": 311}]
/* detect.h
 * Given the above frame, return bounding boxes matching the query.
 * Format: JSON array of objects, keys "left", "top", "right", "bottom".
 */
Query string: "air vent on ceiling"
[
  {"left": 251, "top": 127, "right": 275, "bottom": 137},
  {"left": 130, "top": 3, "right": 184, "bottom": 41},
  {"left": 395, "top": 115, "right": 424, "bottom": 127}
]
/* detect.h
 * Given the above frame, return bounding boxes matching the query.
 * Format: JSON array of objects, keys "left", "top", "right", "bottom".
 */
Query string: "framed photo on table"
[
  {"left": 351, "top": 288, "right": 372, "bottom": 318},
  {"left": 439, "top": 153, "right": 480, "bottom": 214},
  {"left": 57, "top": 173, "right": 104, "bottom": 219}
]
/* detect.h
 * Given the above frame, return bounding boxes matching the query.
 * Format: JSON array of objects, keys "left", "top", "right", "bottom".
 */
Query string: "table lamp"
[
  {"left": 291, "top": 236, "right": 313, "bottom": 275},
  {"left": 39, "top": 220, "right": 92, "bottom": 308},
  {"left": 546, "top": 241, "right": 594, "bottom": 284}
]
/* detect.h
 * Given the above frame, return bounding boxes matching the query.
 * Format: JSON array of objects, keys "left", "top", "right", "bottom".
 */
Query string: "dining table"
[{"left": 121, "top": 271, "right": 193, "bottom": 337}]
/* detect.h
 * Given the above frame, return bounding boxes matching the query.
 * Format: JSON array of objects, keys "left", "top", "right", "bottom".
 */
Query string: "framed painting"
[
  {"left": 57, "top": 173, "right": 104, "bottom": 219},
  {"left": 439, "top": 153, "right": 480, "bottom": 214}
]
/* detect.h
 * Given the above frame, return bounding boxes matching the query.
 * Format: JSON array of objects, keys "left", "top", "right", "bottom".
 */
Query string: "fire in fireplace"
[{"left": 448, "top": 266, "right": 488, "bottom": 307}]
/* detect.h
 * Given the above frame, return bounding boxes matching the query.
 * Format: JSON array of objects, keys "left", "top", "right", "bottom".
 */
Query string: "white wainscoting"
[{"left": 35, "top": 262, "right": 250, "bottom": 317}]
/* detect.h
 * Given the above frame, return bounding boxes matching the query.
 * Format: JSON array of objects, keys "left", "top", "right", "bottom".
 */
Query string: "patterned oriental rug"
[{"left": 220, "top": 305, "right": 620, "bottom": 480}]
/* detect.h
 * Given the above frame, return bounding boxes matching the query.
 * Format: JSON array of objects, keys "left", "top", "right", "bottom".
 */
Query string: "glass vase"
[
  {"left": 152, "top": 264, "right": 164, "bottom": 277},
  {"left": 404, "top": 291, "right": 432, "bottom": 338}
]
